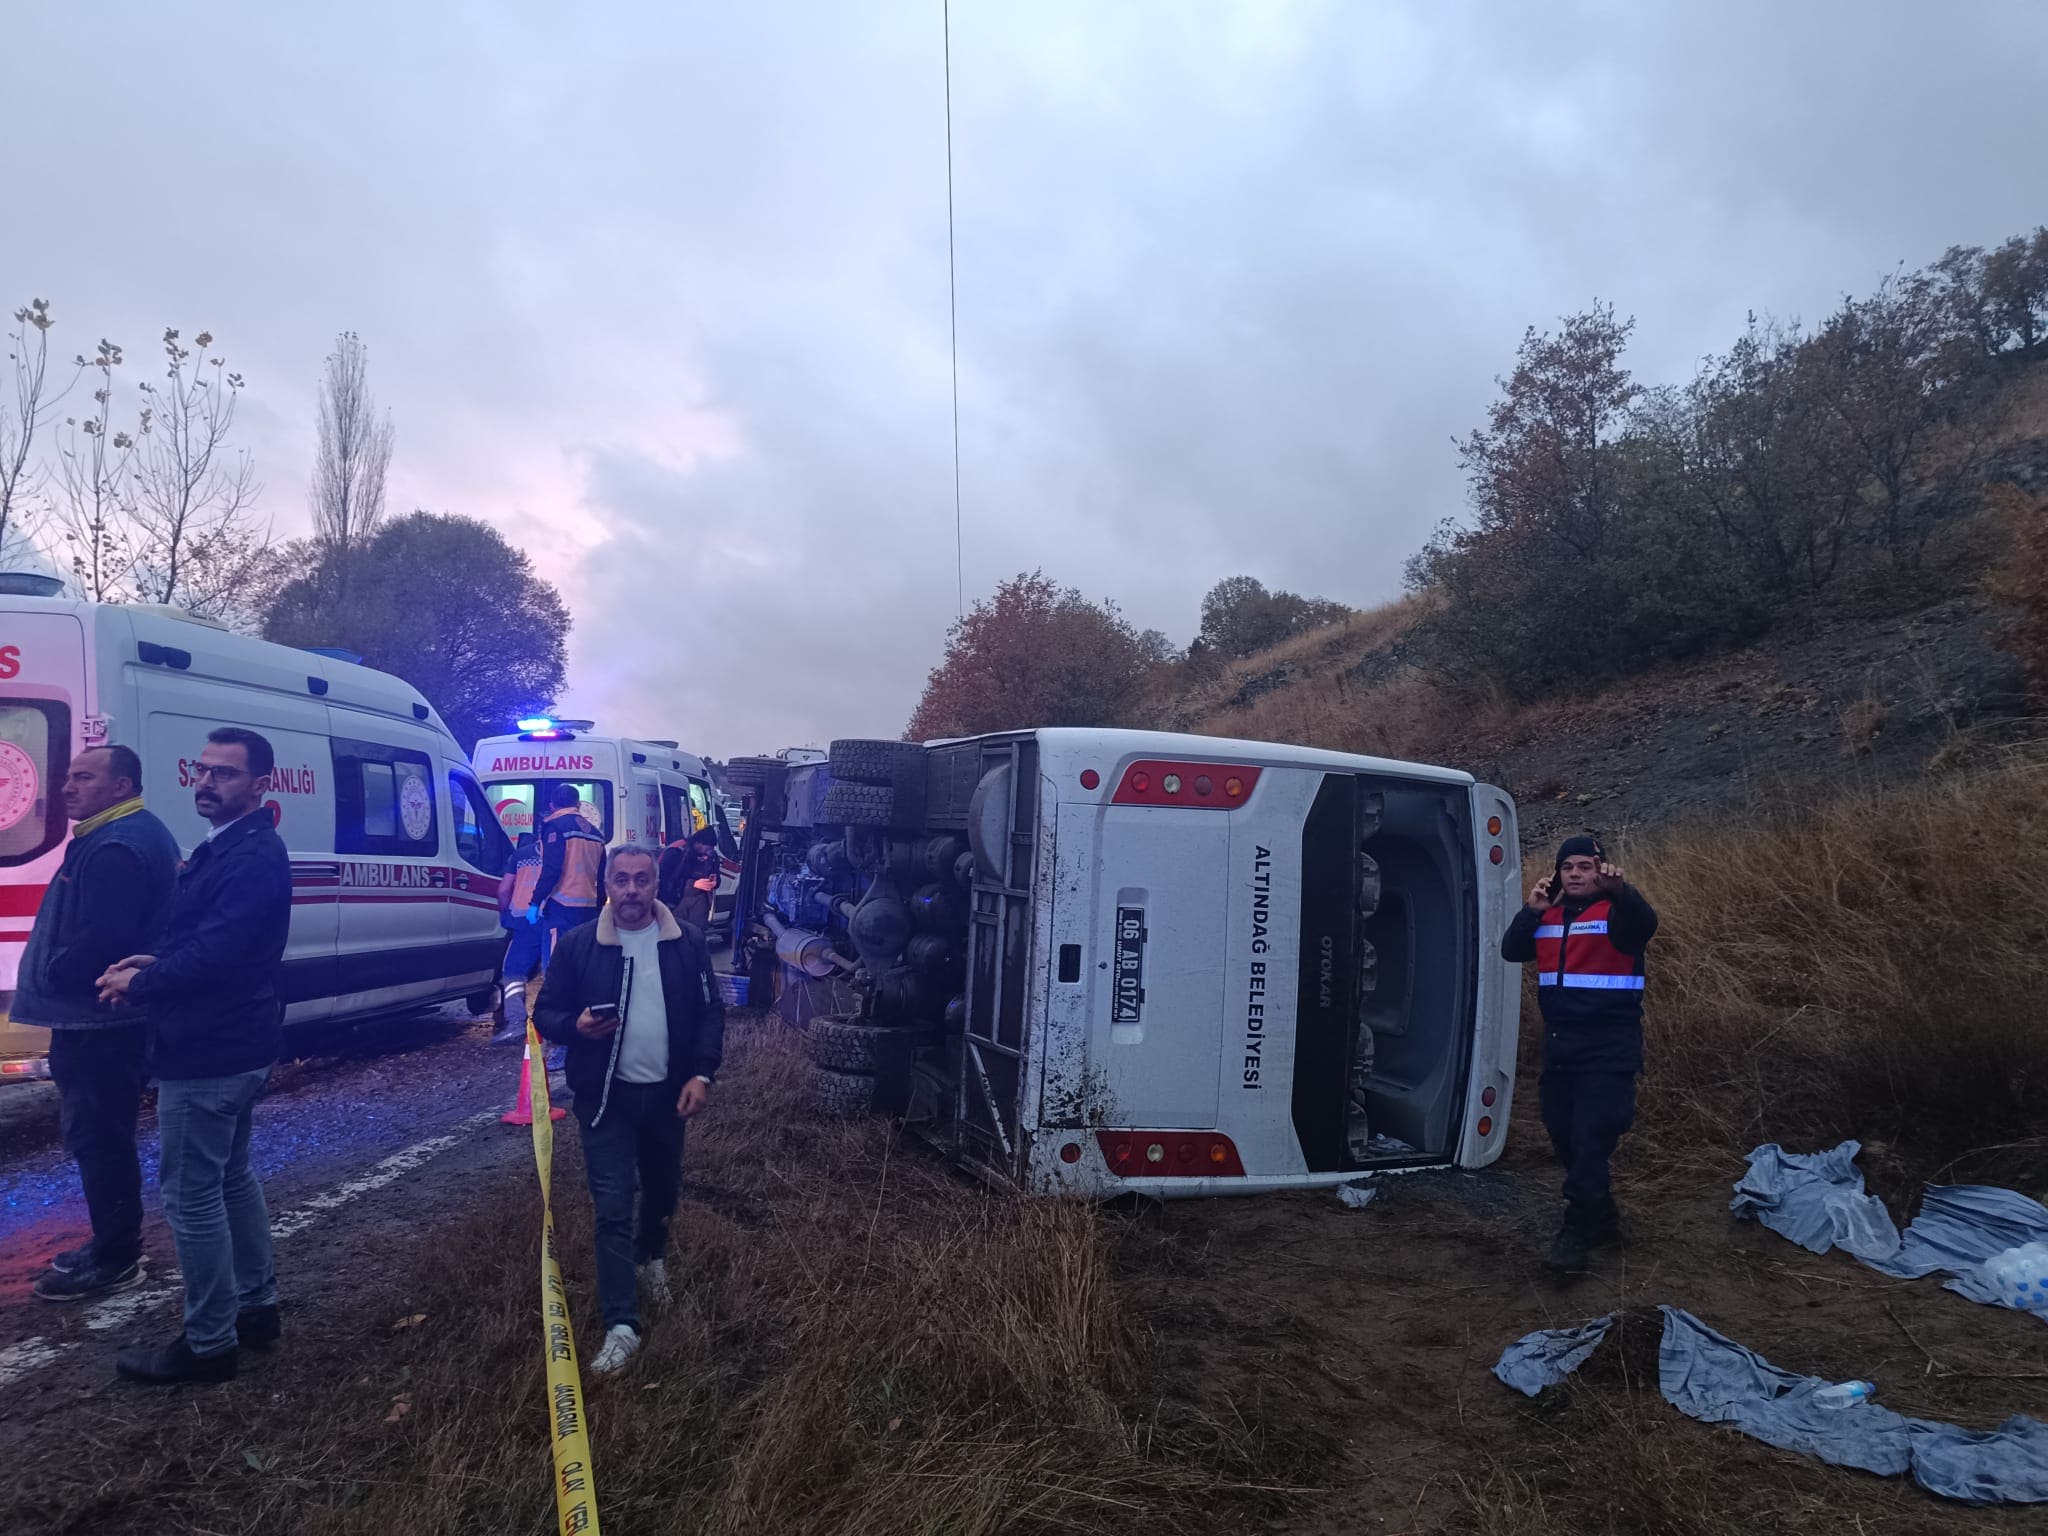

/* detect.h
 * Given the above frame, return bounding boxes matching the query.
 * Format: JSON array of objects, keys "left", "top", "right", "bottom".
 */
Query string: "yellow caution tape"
[{"left": 528, "top": 1025, "right": 602, "bottom": 1535}]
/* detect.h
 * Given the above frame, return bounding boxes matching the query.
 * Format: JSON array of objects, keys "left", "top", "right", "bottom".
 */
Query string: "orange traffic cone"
[{"left": 503, "top": 1039, "right": 566, "bottom": 1125}]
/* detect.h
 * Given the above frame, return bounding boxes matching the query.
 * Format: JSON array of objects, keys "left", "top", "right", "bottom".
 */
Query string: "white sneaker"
[
  {"left": 639, "top": 1259, "right": 671, "bottom": 1307},
  {"left": 589, "top": 1323, "right": 641, "bottom": 1375}
]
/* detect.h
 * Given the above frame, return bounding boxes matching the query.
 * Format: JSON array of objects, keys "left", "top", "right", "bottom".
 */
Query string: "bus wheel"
[
  {"left": 808, "top": 1064, "right": 875, "bottom": 1119},
  {"left": 828, "top": 739, "right": 927, "bottom": 787},
  {"left": 806, "top": 1015, "right": 930, "bottom": 1074}
]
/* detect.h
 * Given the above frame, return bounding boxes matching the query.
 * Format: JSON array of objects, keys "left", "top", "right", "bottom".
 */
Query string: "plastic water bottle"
[
  {"left": 1982, "top": 1241, "right": 2048, "bottom": 1312},
  {"left": 1814, "top": 1380, "right": 1877, "bottom": 1410}
]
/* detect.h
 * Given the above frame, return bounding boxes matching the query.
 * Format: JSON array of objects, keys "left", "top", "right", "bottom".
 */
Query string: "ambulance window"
[
  {"left": 334, "top": 738, "right": 439, "bottom": 857},
  {"left": 662, "top": 785, "right": 688, "bottom": 844},
  {"left": 0, "top": 701, "right": 69, "bottom": 867},
  {"left": 687, "top": 780, "right": 711, "bottom": 832},
  {"left": 450, "top": 770, "right": 509, "bottom": 874}
]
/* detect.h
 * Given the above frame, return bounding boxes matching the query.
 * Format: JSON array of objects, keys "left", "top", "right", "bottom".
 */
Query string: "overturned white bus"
[{"left": 728, "top": 729, "right": 1521, "bottom": 1198}]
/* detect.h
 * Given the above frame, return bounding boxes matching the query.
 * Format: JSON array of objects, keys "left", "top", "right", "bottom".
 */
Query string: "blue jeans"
[
  {"left": 577, "top": 1080, "right": 684, "bottom": 1333},
  {"left": 544, "top": 901, "right": 597, "bottom": 962},
  {"left": 157, "top": 1069, "right": 278, "bottom": 1356}
]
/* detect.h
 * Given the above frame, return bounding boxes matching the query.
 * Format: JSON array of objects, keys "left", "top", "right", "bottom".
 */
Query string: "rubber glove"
[{"left": 525, "top": 904, "right": 542, "bottom": 925}]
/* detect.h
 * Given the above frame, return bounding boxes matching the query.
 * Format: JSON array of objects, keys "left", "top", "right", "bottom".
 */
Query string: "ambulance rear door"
[{"left": 0, "top": 603, "right": 90, "bottom": 1069}]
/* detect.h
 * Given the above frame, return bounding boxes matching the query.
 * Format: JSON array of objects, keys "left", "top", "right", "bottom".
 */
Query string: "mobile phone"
[{"left": 589, "top": 1003, "right": 619, "bottom": 1022}]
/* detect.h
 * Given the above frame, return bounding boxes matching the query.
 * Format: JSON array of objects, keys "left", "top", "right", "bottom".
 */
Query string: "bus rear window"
[
  {"left": 0, "top": 701, "right": 70, "bottom": 867},
  {"left": 488, "top": 780, "right": 613, "bottom": 842}
]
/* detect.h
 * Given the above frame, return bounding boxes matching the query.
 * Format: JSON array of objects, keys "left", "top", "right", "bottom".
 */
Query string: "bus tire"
[
  {"left": 822, "top": 781, "right": 915, "bottom": 829},
  {"left": 808, "top": 1063, "right": 875, "bottom": 1119},
  {"left": 828, "top": 739, "right": 926, "bottom": 787},
  {"left": 806, "top": 1015, "right": 929, "bottom": 1074},
  {"left": 723, "top": 756, "right": 785, "bottom": 788}
]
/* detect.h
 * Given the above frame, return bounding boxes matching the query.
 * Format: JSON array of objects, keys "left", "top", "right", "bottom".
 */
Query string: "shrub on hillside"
[
  {"left": 1412, "top": 231, "right": 2042, "bottom": 702},
  {"left": 1196, "top": 575, "right": 1351, "bottom": 660}
]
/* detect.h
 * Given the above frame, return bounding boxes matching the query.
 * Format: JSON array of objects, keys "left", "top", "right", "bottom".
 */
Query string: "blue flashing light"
[{"left": 517, "top": 717, "right": 555, "bottom": 733}]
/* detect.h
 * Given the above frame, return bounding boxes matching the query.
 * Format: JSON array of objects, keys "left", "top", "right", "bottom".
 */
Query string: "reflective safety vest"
[
  {"left": 508, "top": 839, "right": 542, "bottom": 911},
  {"left": 546, "top": 808, "right": 606, "bottom": 907},
  {"left": 1533, "top": 899, "right": 1645, "bottom": 993}
]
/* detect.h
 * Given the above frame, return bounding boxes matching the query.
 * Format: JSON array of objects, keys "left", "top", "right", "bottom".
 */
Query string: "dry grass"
[
  {"left": 1627, "top": 747, "right": 2048, "bottom": 1194},
  {"left": 21, "top": 1021, "right": 1254, "bottom": 1536}
]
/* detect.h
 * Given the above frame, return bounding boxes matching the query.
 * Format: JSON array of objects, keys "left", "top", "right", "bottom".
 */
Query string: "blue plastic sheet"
[
  {"left": 1495, "top": 1307, "right": 2048, "bottom": 1505},
  {"left": 1729, "top": 1142, "right": 2048, "bottom": 1315}
]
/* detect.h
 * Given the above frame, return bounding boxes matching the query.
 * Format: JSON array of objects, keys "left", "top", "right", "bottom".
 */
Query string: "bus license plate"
[{"left": 1112, "top": 906, "right": 1146, "bottom": 1023}]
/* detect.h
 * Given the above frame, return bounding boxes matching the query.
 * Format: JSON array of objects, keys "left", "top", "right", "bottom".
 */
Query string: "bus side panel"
[{"left": 1456, "top": 785, "right": 1521, "bottom": 1167}]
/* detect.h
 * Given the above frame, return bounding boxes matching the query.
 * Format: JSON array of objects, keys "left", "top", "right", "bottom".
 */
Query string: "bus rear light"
[
  {"left": 1477, "top": 1116, "right": 1494, "bottom": 1137},
  {"left": 1489, "top": 845, "right": 1504, "bottom": 865},
  {"left": 1059, "top": 1141, "right": 1082, "bottom": 1164},
  {"left": 1096, "top": 1131, "right": 1245, "bottom": 1177},
  {"left": 1487, "top": 815, "right": 1503, "bottom": 836},
  {"left": 1113, "top": 761, "right": 1262, "bottom": 809},
  {"left": 1079, "top": 769, "right": 1100, "bottom": 791},
  {"left": 1481, "top": 1086, "right": 1497, "bottom": 1107}
]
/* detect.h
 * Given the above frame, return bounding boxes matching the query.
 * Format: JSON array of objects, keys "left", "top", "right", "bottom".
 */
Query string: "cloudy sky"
[{"left": 7, "top": 1, "right": 2044, "bottom": 756}]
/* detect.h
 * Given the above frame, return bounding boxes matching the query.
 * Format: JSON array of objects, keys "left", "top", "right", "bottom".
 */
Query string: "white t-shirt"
[{"left": 614, "top": 920, "right": 669, "bottom": 1085}]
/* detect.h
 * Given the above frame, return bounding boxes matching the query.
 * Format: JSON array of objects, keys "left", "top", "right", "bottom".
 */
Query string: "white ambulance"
[
  {"left": 0, "top": 589, "right": 514, "bottom": 1081},
  {"left": 471, "top": 721, "right": 738, "bottom": 930}
]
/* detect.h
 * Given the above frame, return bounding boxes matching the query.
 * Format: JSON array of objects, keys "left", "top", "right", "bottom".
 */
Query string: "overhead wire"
[{"left": 944, "top": 0, "right": 964, "bottom": 617}]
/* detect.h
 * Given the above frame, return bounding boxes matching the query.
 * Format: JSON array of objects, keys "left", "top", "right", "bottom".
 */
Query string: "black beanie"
[{"left": 1554, "top": 835, "right": 1605, "bottom": 879}]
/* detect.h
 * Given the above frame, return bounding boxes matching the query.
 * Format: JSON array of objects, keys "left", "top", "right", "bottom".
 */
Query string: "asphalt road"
[{"left": 0, "top": 1008, "right": 544, "bottom": 1400}]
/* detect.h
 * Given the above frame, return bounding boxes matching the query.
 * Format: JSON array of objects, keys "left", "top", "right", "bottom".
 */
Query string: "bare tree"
[
  {"left": 128, "top": 327, "right": 266, "bottom": 616},
  {"left": 53, "top": 337, "right": 140, "bottom": 601},
  {"left": 2, "top": 299, "right": 80, "bottom": 568},
  {"left": 310, "top": 331, "right": 394, "bottom": 591}
]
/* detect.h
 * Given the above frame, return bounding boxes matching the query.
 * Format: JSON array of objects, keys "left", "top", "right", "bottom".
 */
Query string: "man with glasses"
[{"left": 97, "top": 727, "right": 293, "bottom": 1384}]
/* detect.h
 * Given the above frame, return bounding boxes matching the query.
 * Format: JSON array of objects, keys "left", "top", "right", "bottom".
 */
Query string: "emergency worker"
[
  {"left": 1500, "top": 835, "right": 1658, "bottom": 1276},
  {"left": 658, "top": 827, "right": 720, "bottom": 932},
  {"left": 528, "top": 783, "right": 606, "bottom": 957},
  {"left": 490, "top": 830, "right": 544, "bottom": 1044}
]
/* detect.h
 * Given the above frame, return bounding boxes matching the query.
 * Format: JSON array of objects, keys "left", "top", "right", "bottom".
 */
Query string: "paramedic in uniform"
[
  {"left": 490, "top": 830, "right": 544, "bottom": 1044},
  {"left": 533, "top": 843, "right": 723, "bottom": 1375},
  {"left": 1500, "top": 835, "right": 1658, "bottom": 1276},
  {"left": 529, "top": 783, "right": 606, "bottom": 955}
]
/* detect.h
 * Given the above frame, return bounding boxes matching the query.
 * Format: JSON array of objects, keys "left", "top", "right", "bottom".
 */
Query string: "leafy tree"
[
  {"left": 1197, "top": 574, "right": 1350, "bottom": 659},
  {"left": 262, "top": 512, "right": 569, "bottom": 751},
  {"left": 906, "top": 571, "right": 1161, "bottom": 739}
]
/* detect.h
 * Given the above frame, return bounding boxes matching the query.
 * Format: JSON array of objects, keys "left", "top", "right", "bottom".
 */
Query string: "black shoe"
[
  {"left": 1544, "top": 1211, "right": 1592, "bottom": 1276},
  {"left": 116, "top": 1334, "right": 238, "bottom": 1385},
  {"left": 1583, "top": 1196, "right": 1624, "bottom": 1248},
  {"left": 34, "top": 1257, "right": 144, "bottom": 1303},
  {"left": 49, "top": 1242, "right": 96, "bottom": 1275},
  {"left": 237, "top": 1304, "right": 282, "bottom": 1350}
]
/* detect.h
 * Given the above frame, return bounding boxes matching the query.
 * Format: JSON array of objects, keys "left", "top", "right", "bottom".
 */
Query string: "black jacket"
[
  {"left": 11, "top": 805, "right": 180, "bottom": 1030},
  {"left": 533, "top": 902, "right": 726, "bottom": 1124},
  {"left": 1501, "top": 883, "right": 1659, "bottom": 1073},
  {"left": 127, "top": 809, "right": 293, "bottom": 1080}
]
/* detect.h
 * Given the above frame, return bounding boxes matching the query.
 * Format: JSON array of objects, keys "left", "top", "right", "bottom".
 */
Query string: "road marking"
[
  {"left": 0, "top": 1109, "right": 509, "bottom": 1389},
  {"left": 0, "top": 1338, "right": 66, "bottom": 1384},
  {"left": 268, "top": 1111, "right": 501, "bottom": 1240}
]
